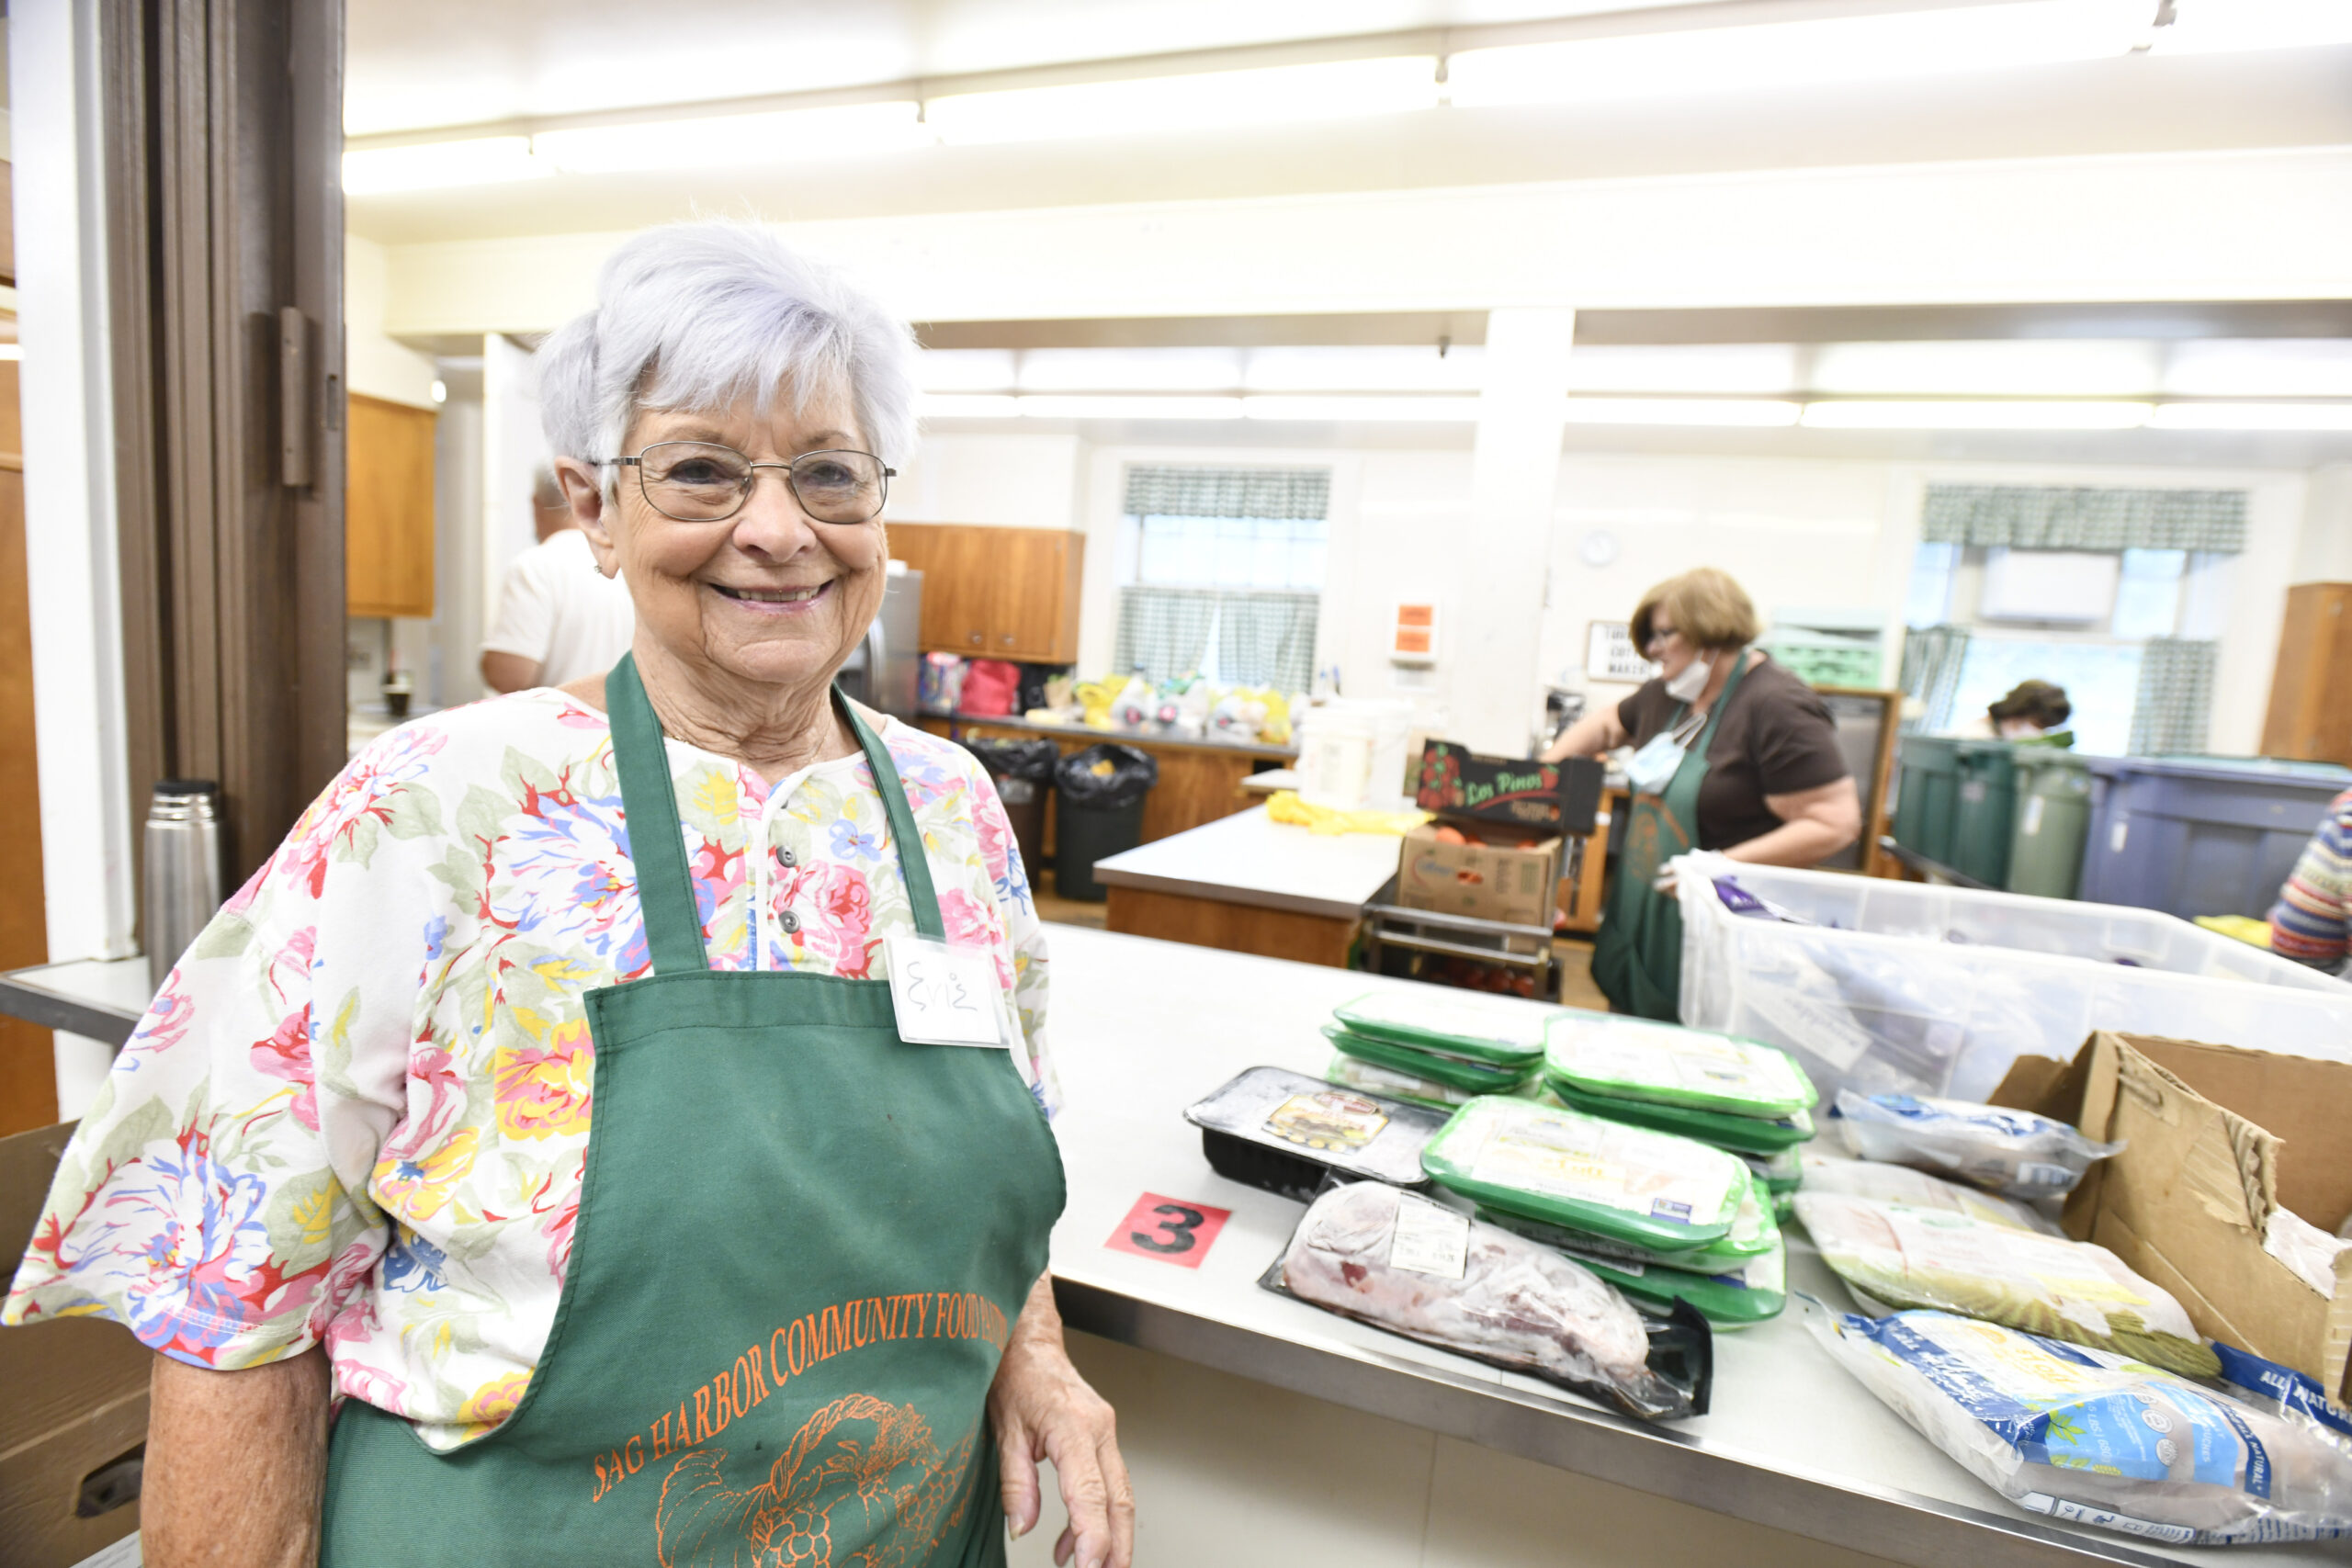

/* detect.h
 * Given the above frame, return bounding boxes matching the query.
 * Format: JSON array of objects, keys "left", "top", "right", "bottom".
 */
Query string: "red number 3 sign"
[{"left": 1104, "top": 1191, "right": 1231, "bottom": 1269}]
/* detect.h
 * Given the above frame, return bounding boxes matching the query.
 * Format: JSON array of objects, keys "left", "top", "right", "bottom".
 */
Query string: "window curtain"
[
  {"left": 2129, "top": 638, "right": 2219, "bottom": 755},
  {"left": 1898, "top": 625, "right": 1972, "bottom": 732},
  {"left": 1112, "top": 588, "right": 1218, "bottom": 684},
  {"left": 1124, "top": 466, "right": 1329, "bottom": 521},
  {"left": 1216, "top": 592, "right": 1320, "bottom": 694},
  {"left": 1921, "top": 486, "right": 2246, "bottom": 554}
]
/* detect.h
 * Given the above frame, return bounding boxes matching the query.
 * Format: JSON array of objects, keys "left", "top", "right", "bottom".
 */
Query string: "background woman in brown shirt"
[{"left": 1544, "top": 567, "right": 1861, "bottom": 1018}]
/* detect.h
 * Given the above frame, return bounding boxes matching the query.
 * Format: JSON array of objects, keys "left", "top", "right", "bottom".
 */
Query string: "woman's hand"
[
  {"left": 990, "top": 1273, "right": 1134, "bottom": 1568},
  {"left": 146, "top": 1345, "right": 333, "bottom": 1568}
]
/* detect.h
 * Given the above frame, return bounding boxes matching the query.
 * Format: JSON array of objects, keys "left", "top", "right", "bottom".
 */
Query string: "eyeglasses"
[
  {"left": 1645, "top": 622, "right": 1681, "bottom": 656},
  {"left": 599, "top": 441, "right": 895, "bottom": 525}
]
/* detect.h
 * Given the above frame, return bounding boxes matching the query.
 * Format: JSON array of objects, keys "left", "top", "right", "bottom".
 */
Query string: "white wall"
[
  {"left": 481, "top": 334, "right": 547, "bottom": 637},
  {"left": 2294, "top": 464, "right": 2352, "bottom": 584},
  {"left": 345, "top": 235, "right": 439, "bottom": 409}
]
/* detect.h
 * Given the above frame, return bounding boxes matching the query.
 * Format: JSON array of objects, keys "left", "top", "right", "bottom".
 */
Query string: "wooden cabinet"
[
  {"left": 887, "top": 522, "right": 1082, "bottom": 663},
  {"left": 2262, "top": 583, "right": 2352, "bottom": 763},
  {"left": 345, "top": 393, "right": 437, "bottom": 619}
]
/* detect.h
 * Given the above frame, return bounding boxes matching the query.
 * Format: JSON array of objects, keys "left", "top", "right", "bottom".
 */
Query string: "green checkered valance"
[
  {"left": 1922, "top": 485, "right": 2245, "bottom": 554},
  {"left": 1124, "top": 466, "right": 1329, "bottom": 521}
]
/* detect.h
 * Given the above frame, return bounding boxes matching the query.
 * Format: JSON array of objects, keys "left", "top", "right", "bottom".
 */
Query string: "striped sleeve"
[{"left": 2268, "top": 789, "right": 2352, "bottom": 966}]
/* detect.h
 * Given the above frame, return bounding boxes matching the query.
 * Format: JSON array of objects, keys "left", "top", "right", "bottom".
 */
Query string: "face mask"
[{"left": 1664, "top": 655, "right": 1712, "bottom": 704}]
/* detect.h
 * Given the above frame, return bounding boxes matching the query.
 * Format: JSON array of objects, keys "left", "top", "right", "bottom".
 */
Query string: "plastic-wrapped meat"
[{"left": 1279, "top": 1182, "right": 1655, "bottom": 1397}]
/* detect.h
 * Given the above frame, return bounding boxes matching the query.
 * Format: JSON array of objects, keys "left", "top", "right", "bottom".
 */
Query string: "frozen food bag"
[
  {"left": 1330, "top": 990, "right": 1554, "bottom": 1066},
  {"left": 1800, "top": 1153, "right": 2061, "bottom": 1235},
  {"left": 1185, "top": 1066, "right": 1448, "bottom": 1201},
  {"left": 1812, "top": 1305, "right": 2352, "bottom": 1545},
  {"left": 1266, "top": 1181, "right": 1710, "bottom": 1419},
  {"left": 1795, "top": 1191, "right": 2217, "bottom": 1377},
  {"left": 1422, "top": 1096, "right": 1748, "bottom": 1252},
  {"left": 1834, "top": 1089, "right": 2122, "bottom": 1199},
  {"left": 1545, "top": 1014, "right": 1817, "bottom": 1119}
]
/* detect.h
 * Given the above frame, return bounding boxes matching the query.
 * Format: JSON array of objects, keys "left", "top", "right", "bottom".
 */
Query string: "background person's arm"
[
  {"left": 1724, "top": 776, "right": 1863, "bottom": 869},
  {"left": 1540, "top": 705, "right": 1627, "bottom": 763},
  {"left": 480, "top": 650, "right": 545, "bottom": 694},
  {"left": 146, "top": 1347, "right": 333, "bottom": 1568}
]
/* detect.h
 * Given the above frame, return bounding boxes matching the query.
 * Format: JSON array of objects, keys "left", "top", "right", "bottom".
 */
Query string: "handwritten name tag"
[{"left": 883, "top": 931, "right": 1008, "bottom": 1048}]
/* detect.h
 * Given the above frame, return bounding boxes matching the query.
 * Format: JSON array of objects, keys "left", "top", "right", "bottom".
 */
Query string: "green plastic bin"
[
  {"left": 1948, "top": 740, "right": 2018, "bottom": 887},
  {"left": 2005, "top": 750, "right": 2094, "bottom": 900},
  {"left": 1891, "top": 735, "right": 1962, "bottom": 865}
]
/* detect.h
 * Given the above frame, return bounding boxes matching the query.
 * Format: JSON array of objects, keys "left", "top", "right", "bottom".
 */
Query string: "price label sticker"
[
  {"left": 1105, "top": 1192, "right": 1230, "bottom": 1269},
  {"left": 1388, "top": 1192, "right": 1470, "bottom": 1279},
  {"left": 883, "top": 931, "right": 1008, "bottom": 1047}
]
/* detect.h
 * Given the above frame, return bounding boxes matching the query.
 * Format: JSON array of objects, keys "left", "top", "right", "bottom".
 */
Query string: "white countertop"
[
  {"left": 1038, "top": 923, "right": 2332, "bottom": 1568},
  {"left": 1089, "top": 806, "right": 1404, "bottom": 919}
]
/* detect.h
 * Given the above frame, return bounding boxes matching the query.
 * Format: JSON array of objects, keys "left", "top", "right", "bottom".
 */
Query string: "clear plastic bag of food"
[
  {"left": 1811, "top": 1304, "right": 2352, "bottom": 1545},
  {"left": 1795, "top": 1190, "right": 2216, "bottom": 1377},
  {"left": 1800, "top": 1152, "right": 2061, "bottom": 1235},
  {"left": 1264, "top": 1181, "right": 1711, "bottom": 1419},
  {"left": 1835, "top": 1089, "right": 2122, "bottom": 1199}
]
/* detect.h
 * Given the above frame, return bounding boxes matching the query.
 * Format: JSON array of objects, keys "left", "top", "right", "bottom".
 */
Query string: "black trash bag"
[
  {"left": 1055, "top": 743, "right": 1159, "bottom": 809},
  {"left": 965, "top": 737, "right": 1061, "bottom": 784}
]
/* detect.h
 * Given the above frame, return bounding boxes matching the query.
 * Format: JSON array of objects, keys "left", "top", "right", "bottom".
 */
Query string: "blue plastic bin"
[{"left": 2077, "top": 756, "right": 2352, "bottom": 921}]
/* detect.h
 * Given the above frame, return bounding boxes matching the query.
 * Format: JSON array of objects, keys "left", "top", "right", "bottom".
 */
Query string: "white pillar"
[
  {"left": 1453, "top": 308, "right": 1574, "bottom": 755},
  {"left": 480, "top": 332, "right": 544, "bottom": 635}
]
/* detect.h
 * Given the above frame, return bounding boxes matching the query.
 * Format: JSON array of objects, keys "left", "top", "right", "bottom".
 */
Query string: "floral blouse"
[{"left": 3, "top": 690, "right": 1059, "bottom": 1450}]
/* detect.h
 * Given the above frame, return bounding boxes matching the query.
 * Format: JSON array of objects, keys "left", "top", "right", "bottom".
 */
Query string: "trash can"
[
  {"left": 1054, "top": 743, "right": 1159, "bottom": 902},
  {"left": 965, "top": 738, "right": 1060, "bottom": 882},
  {"left": 1948, "top": 739, "right": 2019, "bottom": 888},
  {"left": 2005, "top": 749, "right": 2094, "bottom": 899},
  {"left": 1891, "top": 735, "right": 1962, "bottom": 867},
  {"left": 2080, "top": 756, "right": 2352, "bottom": 920}
]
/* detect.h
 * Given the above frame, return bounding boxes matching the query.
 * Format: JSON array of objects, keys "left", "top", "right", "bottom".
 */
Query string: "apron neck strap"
[
  {"left": 1691, "top": 647, "right": 1756, "bottom": 748},
  {"left": 605, "top": 653, "right": 946, "bottom": 976}
]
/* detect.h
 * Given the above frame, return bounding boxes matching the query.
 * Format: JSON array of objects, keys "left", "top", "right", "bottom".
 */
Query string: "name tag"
[{"left": 884, "top": 931, "right": 1009, "bottom": 1048}]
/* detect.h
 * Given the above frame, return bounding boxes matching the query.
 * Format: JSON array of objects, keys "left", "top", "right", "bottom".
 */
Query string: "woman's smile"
[{"left": 707, "top": 579, "right": 834, "bottom": 615}]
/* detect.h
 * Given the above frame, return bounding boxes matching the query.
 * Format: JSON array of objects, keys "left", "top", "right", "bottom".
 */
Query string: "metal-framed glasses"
[{"left": 601, "top": 441, "right": 894, "bottom": 525}]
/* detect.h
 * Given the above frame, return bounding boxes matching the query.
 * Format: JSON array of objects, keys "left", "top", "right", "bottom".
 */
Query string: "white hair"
[{"left": 536, "top": 221, "right": 919, "bottom": 482}]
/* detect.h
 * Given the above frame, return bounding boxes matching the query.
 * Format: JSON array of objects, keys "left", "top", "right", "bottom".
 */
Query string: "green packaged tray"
[
  {"left": 1331, "top": 991, "right": 1551, "bottom": 1067},
  {"left": 1324, "top": 1050, "right": 1482, "bottom": 1111},
  {"left": 1543, "top": 1014, "right": 1817, "bottom": 1120},
  {"left": 1478, "top": 1198, "right": 1787, "bottom": 1327},
  {"left": 1324, "top": 1024, "right": 1532, "bottom": 1094},
  {"left": 1477, "top": 1168, "right": 1778, "bottom": 1273},
  {"left": 1541, "top": 1077, "right": 1815, "bottom": 1154},
  {"left": 1421, "top": 1096, "right": 1747, "bottom": 1253},
  {"left": 1741, "top": 1145, "right": 1804, "bottom": 1194}
]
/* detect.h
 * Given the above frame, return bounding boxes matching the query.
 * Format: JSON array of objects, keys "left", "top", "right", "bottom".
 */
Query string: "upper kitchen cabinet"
[
  {"left": 888, "top": 522, "right": 1083, "bottom": 664},
  {"left": 346, "top": 393, "right": 437, "bottom": 619}
]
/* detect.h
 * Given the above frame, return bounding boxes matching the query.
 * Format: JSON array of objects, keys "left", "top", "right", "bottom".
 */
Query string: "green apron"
[
  {"left": 1589, "top": 651, "right": 1754, "bottom": 1021},
  {"left": 321, "top": 653, "right": 1066, "bottom": 1567}
]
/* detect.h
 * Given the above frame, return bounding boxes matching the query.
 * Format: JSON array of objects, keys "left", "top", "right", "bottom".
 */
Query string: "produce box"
[
  {"left": 1412, "top": 740, "right": 1602, "bottom": 833},
  {"left": 0, "top": 1123, "right": 150, "bottom": 1568},
  {"left": 1991, "top": 1032, "right": 2352, "bottom": 1401},
  {"left": 1395, "top": 820, "right": 1562, "bottom": 929}
]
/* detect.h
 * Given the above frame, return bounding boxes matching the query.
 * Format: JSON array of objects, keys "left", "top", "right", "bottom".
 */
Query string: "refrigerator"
[{"left": 838, "top": 568, "right": 922, "bottom": 720}]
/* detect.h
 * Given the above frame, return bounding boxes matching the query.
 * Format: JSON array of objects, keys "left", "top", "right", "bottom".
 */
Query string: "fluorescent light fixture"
[
  {"left": 928, "top": 55, "right": 1438, "bottom": 144},
  {"left": 1562, "top": 344, "right": 1799, "bottom": 394},
  {"left": 1242, "top": 345, "right": 1485, "bottom": 393},
  {"left": 535, "top": 102, "right": 932, "bottom": 173},
  {"left": 918, "top": 394, "right": 1022, "bottom": 420},
  {"left": 2163, "top": 340, "right": 2352, "bottom": 398},
  {"left": 343, "top": 136, "right": 550, "bottom": 194},
  {"left": 0, "top": 344, "right": 20, "bottom": 362},
  {"left": 1447, "top": 1, "right": 2145, "bottom": 107},
  {"left": 2146, "top": 0, "right": 2352, "bottom": 54},
  {"left": 1801, "top": 400, "right": 2154, "bottom": 429},
  {"left": 1017, "top": 347, "right": 1243, "bottom": 392},
  {"left": 1242, "top": 396, "right": 1478, "bottom": 422},
  {"left": 1015, "top": 396, "right": 1243, "bottom": 420},
  {"left": 1811, "top": 340, "right": 2159, "bottom": 397},
  {"left": 1562, "top": 398, "right": 1802, "bottom": 427},
  {"left": 915, "top": 350, "right": 1019, "bottom": 393},
  {"left": 2147, "top": 402, "right": 2352, "bottom": 431}
]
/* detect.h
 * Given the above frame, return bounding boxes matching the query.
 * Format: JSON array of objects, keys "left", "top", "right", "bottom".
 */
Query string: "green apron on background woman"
[
  {"left": 1590, "top": 652, "right": 1754, "bottom": 1021},
  {"left": 321, "top": 653, "right": 1065, "bottom": 1566}
]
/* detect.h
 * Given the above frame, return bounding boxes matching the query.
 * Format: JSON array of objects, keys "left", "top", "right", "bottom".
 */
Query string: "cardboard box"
[
  {"left": 1396, "top": 821, "right": 1563, "bottom": 929},
  {"left": 1994, "top": 1033, "right": 2352, "bottom": 1401},
  {"left": 1412, "top": 741, "right": 1601, "bottom": 834},
  {"left": 2, "top": 1122, "right": 150, "bottom": 1568}
]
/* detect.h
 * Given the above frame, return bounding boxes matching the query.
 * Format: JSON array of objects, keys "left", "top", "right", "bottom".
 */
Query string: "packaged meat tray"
[
  {"left": 1330, "top": 990, "right": 1553, "bottom": 1067},
  {"left": 1478, "top": 1168, "right": 1781, "bottom": 1277},
  {"left": 1265, "top": 1181, "right": 1711, "bottom": 1419},
  {"left": 1516, "top": 1226, "right": 1787, "bottom": 1328},
  {"left": 1540, "top": 1077, "right": 1815, "bottom": 1154},
  {"left": 1544, "top": 1014, "right": 1817, "bottom": 1121},
  {"left": 1794, "top": 1190, "right": 2217, "bottom": 1377},
  {"left": 1741, "top": 1146, "right": 1804, "bottom": 1195},
  {"left": 1834, "top": 1089, "right": 2121, "bottom": 1200},
  {"left": 1813, "top": 1307, "right": 2352, "bottom": 1546},
  {"left": 1187, "top": 1066, "right": 1448, "bottom": 1201},
  {"left": 1799, "top": 1152, "right": 2059, "bottom": 1235},
  {"left": 1421, "top": 1096, "right": 1748, "bottom": 1252},
  {"left": 1323, "top": 1023, "right": 1532, "bottom": 1094},
  {"left": 1325, "top": 1051, "right": 1483, "bottom": 1111}
]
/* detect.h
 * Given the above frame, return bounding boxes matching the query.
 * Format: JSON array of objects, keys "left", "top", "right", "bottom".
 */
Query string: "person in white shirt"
[{"left": 479, "top": 467, "right": 638, "bottom": 692}]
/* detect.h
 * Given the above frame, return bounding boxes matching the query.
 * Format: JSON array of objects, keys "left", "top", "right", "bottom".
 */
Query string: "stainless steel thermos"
[{"left": 145, "top": 781, "right": 223, "bottom": 989}]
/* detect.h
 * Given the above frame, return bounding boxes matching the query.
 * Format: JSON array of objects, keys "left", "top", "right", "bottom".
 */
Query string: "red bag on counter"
[{"left": 960, "top": 659, "right": 1022, "bottom": 716}]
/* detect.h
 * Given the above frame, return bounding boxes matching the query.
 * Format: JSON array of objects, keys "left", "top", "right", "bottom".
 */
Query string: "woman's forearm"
[
  {"left": 1722, "top": 816, "right": 1853, "bottom": 869},
  {"left": 147, "top": 1346, "right": 333, "bottom": 1568},
  {"left": 1541, "top": 708, "right": 1623, "bottom": 763}
]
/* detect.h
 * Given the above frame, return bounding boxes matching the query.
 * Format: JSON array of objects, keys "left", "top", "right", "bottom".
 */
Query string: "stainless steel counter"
[{"left": 0, "top": 957, "right": 151, "bottom": 1044}]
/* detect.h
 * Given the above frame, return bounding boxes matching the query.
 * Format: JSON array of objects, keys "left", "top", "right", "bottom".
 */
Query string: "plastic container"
[
  {"left": 1324, "top": 1051, "right": 1483, "bottom": 1111},
  {"left": 1494, "top": 1213, "right": 1788, "bottom": 1328},
  {"left": 2004, "top": 749, "right": 2094, "bottom": 900},
  {"left": 1330, "top": 990, "right": 1555, "bottom": 1068},
  {"left": 1322, "top": 1024, "right": 1531, "bottom": 1095},
  {"left": 1543, "top": 1013, "right": 1816, "bottom": 1120},
  {"left": 1673, "top": 852, "right": 2352, "bottom": 1103},
  {"left": 2078, "top": 755, "right": 2352, "bottom": 921},
  {"left": 1053, "top": 743, "right": 1159, "bottom": 902},
  {"left": 1541, "top": 1078, "right": 1814, "bottom": 1154},
  {"left": 1184, "top": 1066, "right": 1446, "bottom": 1201},
  {"left": 1420, "top": 1096, "right": 1748, "bottom": 1253},
  {"left": 1891, "top": 735, "right": 1963, "bottom": 866},
  {"left": 1476, "top": 1168, "right": 1780, "bottom": 1276},
  {"left": 1294, "top": 698, "right": 1414, "bottom": 810},
  {"left": 1944, "top": 740, "right": 2019, "bottom": 886},
  {"left": 1741, "top": 1146, "right": 1803, "bottom": 1196}
]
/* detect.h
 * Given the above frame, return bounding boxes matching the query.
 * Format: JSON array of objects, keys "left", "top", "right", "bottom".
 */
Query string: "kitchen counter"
[
  {"left": 1088, "top": 805, "right": 1402, "bottom": 966},
  {"left": 0, "top": 957, "right": 151, "bottom": 1044},
  {"left": 1040, "top": 924, "right": 2328, "bottom": 1568}
]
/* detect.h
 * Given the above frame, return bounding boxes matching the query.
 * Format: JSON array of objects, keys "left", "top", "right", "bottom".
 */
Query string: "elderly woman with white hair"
[{"left": 4, "top": 223, "right": 1129, "bottom": 1567}]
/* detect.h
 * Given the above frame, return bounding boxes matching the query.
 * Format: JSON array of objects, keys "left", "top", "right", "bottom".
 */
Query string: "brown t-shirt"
[{"left": 1615, "top": 654, "right": 1849, "bottom": 851}]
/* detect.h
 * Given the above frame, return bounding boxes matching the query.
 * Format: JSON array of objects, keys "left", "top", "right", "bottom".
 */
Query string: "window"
[
  {"left": 1135, "top": 513, "right": 1327, "bottom": 592},
  {"left": 1114, "top": 466, "right": 1329, "bottom": 693}
]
